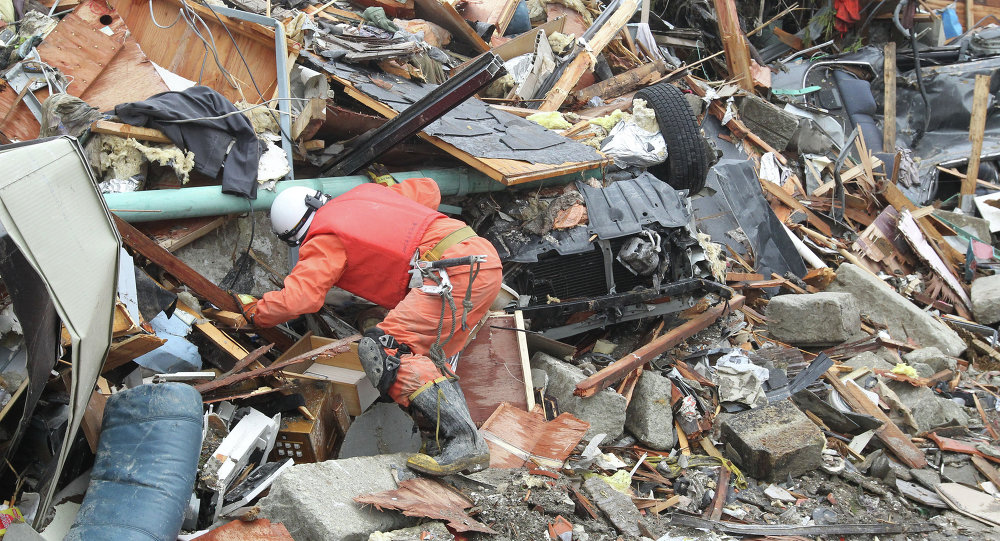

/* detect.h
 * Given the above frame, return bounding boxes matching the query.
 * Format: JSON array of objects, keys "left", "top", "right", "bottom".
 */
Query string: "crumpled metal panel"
[{"left": 579, "top": 172, "right": 692, "bottom": 239}]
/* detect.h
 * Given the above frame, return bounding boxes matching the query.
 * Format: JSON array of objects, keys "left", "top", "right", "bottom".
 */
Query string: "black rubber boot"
[{"left": 406, "top": 378, "right": 490, "bottom": 476}]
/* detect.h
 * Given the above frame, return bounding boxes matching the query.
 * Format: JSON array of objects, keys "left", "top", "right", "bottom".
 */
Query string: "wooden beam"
[
  {"left": 883, "top": 42, "right": 896, "bottom": 152},
  {"left": 574, "top": 296, "right": 745, "bottom": 397},
  {"left": 572, "top": 60, "right": 666, "bottom": 105},
  {"left": 713, "top": 0, "right": 753, "bottom": 91},
  {"left": 113, "top": 215, "right": 292, "bottom": 348},
  {"left": 823, "top": 369, "right": 927, "bottom": 468},
  {"left": 91, "top": 120, "right": 172, "bottom": 144},
  {"left": 758, "top": 178, "right": 833, "bottom": 236},
  {"left": 537, "top": 0, "right": 639, "bottom": 111},
  {"left": 963, "top": 74, "right": 991, "bottom": 201}
]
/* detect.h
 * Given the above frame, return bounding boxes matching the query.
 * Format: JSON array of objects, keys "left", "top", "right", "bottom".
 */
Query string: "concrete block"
[
  {"left": 531, "top": 352, "right": 626, "bottom": 439},
  {"left": 972, "top": 274, "right": 1000, "bottom": 325},
  {"left": 624, "top": 371, "right": 674, "bottom": 450},
  {"left": 738, "top": 94, "right": 799, "bottom": 151},
  {"left": 844, "top": 351, "right": 895, "bottom": 371},
  {"left": 259, "top": 453, "right": 416, "bottom": 541},
  {"left": 904, "top": 347, "right": 957, "bottom": 373},
  {"left": 887, "top": 381, "right": 970, "bottom": 434},
  {"left": 583, "top": 476, "right": 640, "bottom": 537},
  {"left": 935, "top": 210, "right": 991, "bottom": 243},
  {"left": 826, "top": 264, "right": 965, "bottom": 356},
  {"left": 720, "top": 400, "right": 824, "bottom": 481},
  {"left": 765, "top": 292, "right": 860, "bottom": 346},
  {"left": 339, "top": 402, "right": 421, "bottom": 459}
]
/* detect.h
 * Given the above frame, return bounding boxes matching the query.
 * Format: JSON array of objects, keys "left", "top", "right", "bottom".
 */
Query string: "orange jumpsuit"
[{"left": 255, "top": 178, "right": 502, "bottom": 406}]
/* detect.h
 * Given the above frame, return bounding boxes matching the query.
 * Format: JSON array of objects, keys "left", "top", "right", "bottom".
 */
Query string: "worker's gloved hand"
[{"left": 234, "top": 294, "right": 258, "bottom": 328}]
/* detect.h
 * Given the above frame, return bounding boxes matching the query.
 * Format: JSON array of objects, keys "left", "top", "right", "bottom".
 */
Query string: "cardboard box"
[
  {"left": 270, "top": 378, "right": 350, "bottom": 463},
  {"left": 275, "top": 332, "right": 378, "bottom": 416}
]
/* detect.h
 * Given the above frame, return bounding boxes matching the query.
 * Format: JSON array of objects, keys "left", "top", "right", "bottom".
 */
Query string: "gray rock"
[
  {"left": 910, "top": 362, "right": 936, "bottom": 379},
  {"left": 530, "top": 352, "right": 626, "bottom": 439},
  {"left": 942, "top": 463, "right": 981, "bottom": 488},
  {"left": 765, "top": 292, "right": 860, "bottom": 346},
  {"left": 935, "top": 210, "right": 992, "bottom": 243},
  {"left": 583, "top": 476, "right": 641, "bottom": 537},
  {"left": 625, "top": 371, "right": 674, "bottom": 450},
  {"left": 259, "top": 453, "right": 416, "bottom": 541},
  {"left": 720, "top": 400, "right": 825, "bottom": 481},
  {"left": 369, "top": 522, "right": 454, "bottom": 541},
  {"left": 339, "top": 402, "right": 422, "bottom": 459},
  {"left": 844, "top": 351, "right": 895, "bottom": 371},
  {"left": 904, "top": 347, "right": 957, "bottom": 373},
  {"left": 887, "top": 381, "right": 970, "bottom": 434},
  {"left": 910, "top": 467, "right": 942, "bottom": 491},
  {"left": 826, "top": 264, "right": 965, "bottom": 356},
  {"left": 972, "top": 274, "right": 1000, "bottom": 325}
]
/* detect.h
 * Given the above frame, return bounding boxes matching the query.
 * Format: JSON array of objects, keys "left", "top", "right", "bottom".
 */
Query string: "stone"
[
  {"left": 583, "top": 476, "right": 641, "bottom": 537},
  {"left": 886, "top": 381, "right": 970, "bottom": 434},
  {"left": 531, "top": 352, "right": 627, "bottom": 439},
  {"left": 369, "top": 522, "right": 454, "bottom": 541},
  {"left": 826, "top": 264, "right": 965, "bottom": 356},
  {"left": 843, "top": 351, "right": 895, "bottom": 372},
  {"left": 942, "top": 462, "right": 981, "bottom": 487},
  {"left": 935, "top": 210, "right": 992, "bottom": 242},
  {"left": 765, "top": 292, "right": 860, "bottom": 346},
  {"left": 910, "top": 467, "right": 942, "bottom": 491},
  {"left": 910, "top": 362, "right": 936, "bottom": 379},
  {"left": 903, "top": 347, "right": 957, "bottom": 373},
  {"left": 259, "top": 453, "right": 416, "bottom": 540},
  {"left": 972, "top": 274, "right": 1000, "bottom": 325},
  {"left": 720, "top": 400, "right": 825, "bottom": 481},
  {"left": 738, "top": 94, "right": 800, "bottom": 151},
  {"left": 339, "top": 402, "right": 422, "bottom": 459},
  {"left": 624, "top": 371, "right": 674, "bottom": 450}
]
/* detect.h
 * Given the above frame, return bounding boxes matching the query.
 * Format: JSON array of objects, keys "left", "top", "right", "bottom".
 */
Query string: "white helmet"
[{"left": 270, "top": 186, "right": 330, "bottom": 246}]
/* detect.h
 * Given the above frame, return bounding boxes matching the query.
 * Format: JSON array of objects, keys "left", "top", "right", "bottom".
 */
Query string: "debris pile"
[{"left": 0, "top": 0, "right": 999, "bottom": 539}]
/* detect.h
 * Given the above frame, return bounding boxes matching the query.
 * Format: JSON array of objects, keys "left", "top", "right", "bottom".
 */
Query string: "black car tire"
[{"left": 635, "top": 82, "right": 711, "bottom": 194}]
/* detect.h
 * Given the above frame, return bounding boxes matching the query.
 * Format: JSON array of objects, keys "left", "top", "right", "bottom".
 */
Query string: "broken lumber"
[
  {"left": 883, "top": 42, "right": 896, "bottom": 152},
  {"left": 572, "top": 60, "right": 666, "bottom": 105},
  {"left": 712, "top": 0, "right": 753, "bottom": 91},
  {"left": 91, "top": 120, "right": 172, "bottom": 144},
  {"left": 963, "top": 74, "right": 991, "bottom": 208},
  {"left": 574, "top": 295, "right": 745, "bottom": 397},
  {"left": 823, "top": 368, "right": 927, "bottom": 468},
  {"left": 113, "top": 215, "right": 292, "bottom": 348},
  {"left": 537, "top": 0, "right": 639, "bottom": 112}
]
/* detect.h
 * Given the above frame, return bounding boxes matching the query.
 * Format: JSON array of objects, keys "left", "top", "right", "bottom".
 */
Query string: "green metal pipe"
[{"left": 104, "top": 168, "right": 585, "bottom": 222}]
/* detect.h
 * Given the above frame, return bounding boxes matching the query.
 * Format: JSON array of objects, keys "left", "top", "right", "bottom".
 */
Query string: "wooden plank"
[
  {"left": 572, "top": 60, "right": 666, "bottom": 105},
  {"left": 881, "top": 182, "right": 965, "bottom": 268},
  {"left": 574, "top": 296, "right": 745, "bottom": 397},
  {"left": 922, "top": 0, "right": 1000, "bottom": 29},
  {"left": 413, "top": 0, "right": 490, "bottom": 53},
  {"left": 113, "top": 215, "right": 292, "bottom": 348},
  {"left": 713, "top": 0, "right": 753, "bottom": 91},
  {"left": 537, "top": 0, "right": 639, "bottom": 111},
  {"left": 81, "top": 390, "right": 108, "bottom": 454},
  {"left": 973, "top": 393, "right": 1000, "bottom": 440},
  {"left": 758, "top": 178, "right": 833, "bottom": 236},
  {"left": 964, "top": 74, "right": 991, "bottom": 199},
  {"left": 104, "top": 333, "right": 167, "bottom": 372},
  {"left": 514, "top": 310, "right": 535, "bottom": 411},
  {"left": 972, "top": 455, "right": 1000, "bottom": 488},
  {"left": 291, "top": 98, "right": 328, "bottom": 141},
  {"left": 91, "top": 120, "right": 172, "bottom": 144},
  {"left": 480, "top": 403, "right": 589, "bottom": 469},
  {"left": 139, "top": 216, "right": 231, "bottom": 253},
  {"left": 823, "top": 369, "right": 927, "bottom": 468},
  {"left": 883, "top": 42, "right": 896, "bottom": 152},
  {"left": 455, "top": 315, "right": 531, "bottom": 424}
]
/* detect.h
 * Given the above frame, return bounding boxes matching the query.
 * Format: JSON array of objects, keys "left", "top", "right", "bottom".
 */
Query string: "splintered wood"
[{"left": 480, "top": 402, "right": 589, "bottom": 469}]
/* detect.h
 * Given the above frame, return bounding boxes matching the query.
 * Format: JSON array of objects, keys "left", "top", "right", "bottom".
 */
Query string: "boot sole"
[{"left": 406, "top": 453, "right": 490, "bottom": 476}]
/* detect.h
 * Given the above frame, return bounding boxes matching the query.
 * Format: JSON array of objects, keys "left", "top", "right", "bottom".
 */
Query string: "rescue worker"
[{"left": 243, "top": 177, "right": 502, "bottom": 476}]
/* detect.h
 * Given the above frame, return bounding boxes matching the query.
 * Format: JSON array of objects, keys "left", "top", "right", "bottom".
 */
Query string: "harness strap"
[{"left": 422, "top": 226, "right": 476, "bottom": 262}]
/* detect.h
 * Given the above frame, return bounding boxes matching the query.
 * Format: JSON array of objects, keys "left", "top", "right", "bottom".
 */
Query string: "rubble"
[
  {"left": 972, "top": 274, "right": 1000, "bottom": 325},
  {"left": 530, "top": 352, "right": 626, "bottom": 439},
  {"left": 765, "top": 292, "right": 861, "bottom": 346},
  {"left": 623, "top": 370, "right": 673, "bottom": 450}
]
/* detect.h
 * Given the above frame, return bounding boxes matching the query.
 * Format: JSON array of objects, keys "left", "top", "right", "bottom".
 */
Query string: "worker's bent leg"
[{"left": 387, "top": 353, "right": 444, "bottom": 407}]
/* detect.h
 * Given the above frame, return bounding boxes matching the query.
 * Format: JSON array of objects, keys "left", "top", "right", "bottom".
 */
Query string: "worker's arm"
[
  {"left": 254, "top": 235, "right": 347, "bottom": 328},
  {"left": 390, "top": 177, "right": 441, "bottom": 210}
]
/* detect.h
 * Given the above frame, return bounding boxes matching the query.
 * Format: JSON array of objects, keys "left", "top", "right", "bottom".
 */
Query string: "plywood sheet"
[
  {"left": 456, "top": 314, "right": 530, "bottom": 424},
  {"left": 480, "top": 402, "right": 589, "bottom": 469},
  {"left": 108, "top": 0, "right": 295, "bottom": 104}
]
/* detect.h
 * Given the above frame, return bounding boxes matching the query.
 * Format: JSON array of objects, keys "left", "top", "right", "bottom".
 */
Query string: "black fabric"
[
  {"left": 0, "top": 234, "right": 60, "bottom": 466},
  {"left": 133, "top": 266, "right": 177, "bottom": 322},
  {"left": 115, "top": 86, "right": 261, "bottom": 199}
]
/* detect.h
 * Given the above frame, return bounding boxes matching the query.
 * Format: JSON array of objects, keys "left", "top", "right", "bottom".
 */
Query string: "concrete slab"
[
  {"left": 530, "top": 352, "right": 626, "bottom": 439},
  {"left": 259, "top": 453, "right": 416, "bottom": 541},
  {"left": 826, "top": 264, "right": 965, "bottom": 356},
  {"left": 720, "top": 400, "right": 824, "bottom": 481},
  {"left": 766, "top": 292, "right": 860, "bottom": 346},
  {"left": 972, "top": 274, "right": 1000, "bottom": 325},
  {"left": 339, "top": 403, "right": 422, "bottom": 459},
  {"left": 625, "top": 371, "right": 674, "bottom": 450}
]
